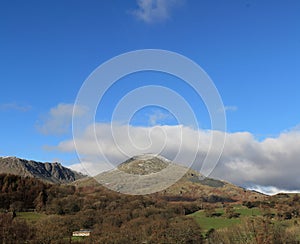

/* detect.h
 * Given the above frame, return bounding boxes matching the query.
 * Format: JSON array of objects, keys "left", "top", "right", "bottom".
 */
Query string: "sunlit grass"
[
  {"left": 190, "top": 205, "right": 261, "bottom": 233},
  {"left": 16, "top": 212, "right": 47, "bottom": 223}
]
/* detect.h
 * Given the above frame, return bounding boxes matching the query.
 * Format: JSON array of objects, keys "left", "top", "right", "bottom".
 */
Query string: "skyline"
[{"left": 1, "top": 0, "right": 300, "bottom": 194}]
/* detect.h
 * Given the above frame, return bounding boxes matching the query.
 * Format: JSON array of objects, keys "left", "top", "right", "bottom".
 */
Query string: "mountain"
[
  {"left": 84, "top": 154, "right": 266, "bottom": 202},
  {"left": 0, "top": 156, "right": 86, "bottom": 184},
  {"left": 118, "top": 154, "right": 171, "bottom": 175}
]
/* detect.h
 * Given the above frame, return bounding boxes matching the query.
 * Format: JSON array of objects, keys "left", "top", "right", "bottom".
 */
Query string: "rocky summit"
[{"left": 118, "top": 154, "right": 171, "bottom": 175}]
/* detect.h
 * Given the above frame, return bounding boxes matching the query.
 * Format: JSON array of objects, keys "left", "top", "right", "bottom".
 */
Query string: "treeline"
[
  {"left": 243, "top": 193, "right": 300, "bottom": 221},
  {"left": 206, "top": 194, "right": 300, "bottom": 243},
  {"left": 0, "top": 174, "right": 50, "bottom": 211},
  {"left": 5, "top": 173, "right": 300, "bottom": 243},
  {"left": 0, "top": 174, "right": 204, "bottom": 243},
  {"left": 207, "top": 216, "right": 300, "bottom": 243}
]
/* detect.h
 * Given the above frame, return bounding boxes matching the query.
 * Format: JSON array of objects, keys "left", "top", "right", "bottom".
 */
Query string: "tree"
[
  {"left": 153, "top": 218, "right": 203, "bottom": 243},
  {"left": 34, "top": 189, "right": 48, "bottom": 211},
  {"left": 34, "top": 215, "right": 69, "bottom": 243},
  {"left": 0, "top": 213, "right": 33, "bottom": 243},
  {"left": 292, "top": 194, "right": 300, "bottom": 203},
  {"left": 224, "top": 205, "right": 240, "bottom": 218},
  {"left": 204, "top": 205, "right": 217, "bottom": 217},
  {"left": 208, "top": 216, "right": 300, "bottom": 244}
]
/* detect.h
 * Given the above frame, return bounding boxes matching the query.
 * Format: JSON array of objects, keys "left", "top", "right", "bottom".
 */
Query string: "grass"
[
  {"left": 71, "top": 236, "right": 88, "bottom": 242},
  {"left": 234, "top": 205, "right": 261, "bottom": 216},
  {"left": 192, "top": 212, "right": 240, "bottom": 232},
  {"left": 16, "top": 212, "right": 47, "bottom": 223},
  {"left": 190, "top": 205, "right": 261, "bottom": 234}
]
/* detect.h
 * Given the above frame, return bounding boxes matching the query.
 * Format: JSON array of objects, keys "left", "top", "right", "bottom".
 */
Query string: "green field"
[
  {"left": 71, "top": 236, "right": 87, "bottom": 242},
  {"left": 235, "top": 206, "right": 261, "bottom": 216},
  {"left": 190, "top": 205, "right": 261, "bottom": 233},
  {"left": 16, "top": 212, "right": 47, "bottom": 223}
]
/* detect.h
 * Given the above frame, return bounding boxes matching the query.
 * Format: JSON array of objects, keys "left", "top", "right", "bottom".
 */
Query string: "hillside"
[
  {"left": 0, "top": 173, "right": 204, "bottom": 243},
  {"left": 78, "top": 154, "right": 266, "bottom": 202},
  {"left": 0, "top": 155, "right": 297, "bottom": 243},
  {"left": 0, "top": 156, "right": 86, "bottom": 184}
]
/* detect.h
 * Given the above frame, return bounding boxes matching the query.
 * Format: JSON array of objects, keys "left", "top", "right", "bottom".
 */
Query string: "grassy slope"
[
  {"left": 190, "top": 205, "right": 261, "bottom": 233},
  {"left": 16, "top": 212, "right": 47, "bottom": 223}
]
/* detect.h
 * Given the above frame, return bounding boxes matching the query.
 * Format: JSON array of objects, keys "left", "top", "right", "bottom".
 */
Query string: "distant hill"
[
  {"left": 76, "top": 154, "right": 266, "bottom": 202},
  {"left": 0, "top": 156, "right": 86, "bottom": 184}
]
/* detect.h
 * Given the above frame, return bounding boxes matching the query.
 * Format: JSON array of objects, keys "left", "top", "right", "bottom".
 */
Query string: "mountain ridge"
[{"left": 0, "top": 156, "right": 86, "bottom": 184}]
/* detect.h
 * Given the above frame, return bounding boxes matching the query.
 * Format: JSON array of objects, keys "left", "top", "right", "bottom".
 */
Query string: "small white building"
[{"left": 72, "top": 229, "right": 92, "bottom": 237}]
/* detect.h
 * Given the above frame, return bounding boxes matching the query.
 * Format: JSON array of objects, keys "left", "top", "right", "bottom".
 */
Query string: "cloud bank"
[
  {"left": 53, "top": 122, "right": 300, "bottom": 193},
  {"left": 41, "top": 102, "right": 300, "bottom": 194}
]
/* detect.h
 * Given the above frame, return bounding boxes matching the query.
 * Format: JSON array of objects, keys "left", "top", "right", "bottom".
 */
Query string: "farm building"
[{"left": 72, "top": 229, "right": 92, "bottom": 237}]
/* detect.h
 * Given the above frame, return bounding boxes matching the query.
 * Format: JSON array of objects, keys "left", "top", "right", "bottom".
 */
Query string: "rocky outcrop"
[{"left": 0, "top": 156, "right": 86, "bottom": 184}]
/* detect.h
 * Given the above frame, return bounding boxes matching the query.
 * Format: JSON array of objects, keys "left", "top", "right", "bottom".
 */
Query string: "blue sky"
[{"left": 1, "top": 0, "right": 300, "bottom": 193}]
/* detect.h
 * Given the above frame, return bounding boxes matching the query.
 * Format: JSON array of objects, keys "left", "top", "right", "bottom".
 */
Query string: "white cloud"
[
  {"left": 131, "top": 0, "right": 184, "bottom": 24},
  {"left": 37, "top": 103, "right": 88, "bottom": 135},
  {"left": 69, "top": 160, "right": 113, "bottom": 176},
  {"left": 0, "top": 102, "right": 31, "bottom": 112},
  {"left": 56, "top": 122, "right": 300, "bottom": 193},
  {"left": 212, "top": 130, "right": 300, "bottom": 192},
  {"left": 247, "top": 185, "right": 300, "bottom": 196},
  {"left": 148, "top": 109, "right": 174, "bottom": 125},
  {"left": 224, "top": 105, "right": 238, "bottom": 112}
]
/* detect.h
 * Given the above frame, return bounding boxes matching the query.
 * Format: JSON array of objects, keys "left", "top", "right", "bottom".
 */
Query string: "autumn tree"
[
  {"left": 0, "top": 213, "right": 33, "bottom": 243},
  {"left": 224, "top": 205, "right": 239, "bottom": 218}
]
